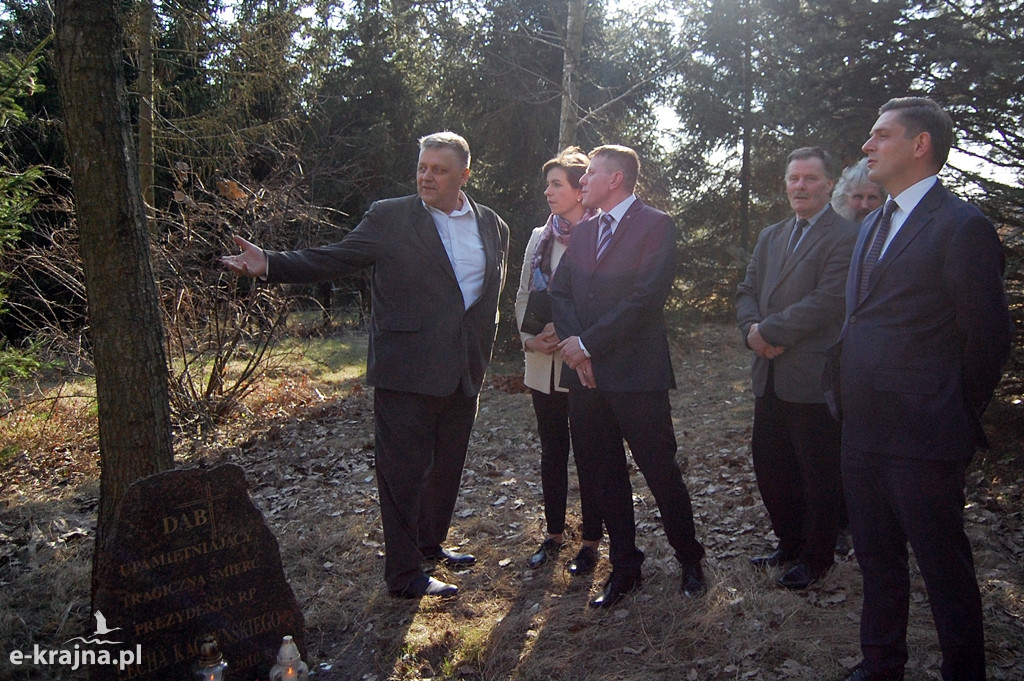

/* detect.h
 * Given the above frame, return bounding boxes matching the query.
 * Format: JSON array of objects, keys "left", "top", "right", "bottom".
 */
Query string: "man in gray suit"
[
  {"left": 222, "top": 132, "right": 509, "bottom": 599},
  {"left": 736, "top": 147, "right": 858, "bottom": 590}
]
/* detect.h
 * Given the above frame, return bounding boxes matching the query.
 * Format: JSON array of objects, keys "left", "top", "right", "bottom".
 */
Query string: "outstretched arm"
[{"left": 220, "top": 235, "right": 268, "bottom": 278}]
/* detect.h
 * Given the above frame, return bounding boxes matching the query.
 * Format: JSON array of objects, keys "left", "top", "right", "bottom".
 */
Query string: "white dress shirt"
[
  {"left": 425, "top": 191, "right": 485, "bottom": 309},
  {"left": 876, "top": 175, "right": 938, "bottom": 259}
]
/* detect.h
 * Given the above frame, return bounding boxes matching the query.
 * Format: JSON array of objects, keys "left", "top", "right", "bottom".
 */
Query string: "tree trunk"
[
  {"left": 558, "top": 0, "right": 585, "bottom": 150},
  {"left": 738, "top": 0, "right": 753, "bottom": 253},
  {"left": 53, "top": 0, "right": 174, "bottom": 598},
  {"left": 139, "top": 0, "right": 155, "bottom": 221}
]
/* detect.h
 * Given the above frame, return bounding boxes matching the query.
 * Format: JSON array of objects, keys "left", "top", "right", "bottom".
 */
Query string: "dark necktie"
[
  {"left": 786, "top": 218, "right": 809, "bottom": 260},
  {"left": 596, "top": 214, "right": 614, "bottom": 261},
  {"left": 858, "top": 199, "right": 897, "bottom": 303}
]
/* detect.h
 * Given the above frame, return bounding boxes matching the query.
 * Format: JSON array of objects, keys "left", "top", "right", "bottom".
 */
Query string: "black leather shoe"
[
  {"left": 568, "top": 546, "right": 599, "bottom": 576},
  {"left": 680, "top": 561, "right": 707, "bottom": 598},
  {"left": 777, "top": 562, "right": 827, "bottom": 590},
  {"left": 835, "top": 531, "right": 853, "bottom": 557},
  {"left": 528, "top": 538, "right": 564, "bottom": 568},
  {"left": 422, "top": 546, "right": 476, "bottom": 566},
  {"left": 391, "top": 576, "right": 458, "bottom": 599},
  {"left": 589, "top": 571, "right": 642, "bottom": 608},
  {"left": 838, "top": 664, "right": 904, "bottom": 681},
  {"left": 749, "top": 547, "right": 799, "bottom": 567}
]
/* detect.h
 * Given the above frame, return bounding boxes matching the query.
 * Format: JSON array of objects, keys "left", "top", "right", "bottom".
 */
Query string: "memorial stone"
[{"left": 92, "top": 463, "right": 305, "bottom": 680}]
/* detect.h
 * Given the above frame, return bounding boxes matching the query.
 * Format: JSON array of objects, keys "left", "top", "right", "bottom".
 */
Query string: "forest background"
[
  {"left": 0, "top": 1, "right": 1022, "bottom": 679},
  {"left": 0, "top": 0, "right": 1022, "bottom": 398}
]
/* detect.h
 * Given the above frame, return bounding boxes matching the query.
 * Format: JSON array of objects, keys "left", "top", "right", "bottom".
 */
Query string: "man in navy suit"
[
  {"left": 222, "top": 132, "right": 509, "bottom": 599},
  {"left": 832, "top": 98, "right": 1012, "bottom": 681},
  {"left": 737, "top": 147, "right": 858, "bottom": 590},
  {"left": 550, "top": 145, "right": 706, "bottom": 608}
]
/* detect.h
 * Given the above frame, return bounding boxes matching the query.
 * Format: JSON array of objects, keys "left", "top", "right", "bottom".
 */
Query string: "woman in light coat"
[{"left": 515, "top": 147, "right": 603, "bottom": 574}]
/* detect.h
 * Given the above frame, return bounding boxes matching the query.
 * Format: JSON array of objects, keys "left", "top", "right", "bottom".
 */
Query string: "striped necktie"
[
  {"left": 858, "top": 199, "right": 897, "bottom": 303},
  {"left": 596, "top": 214, "right": 614, "bottom": 261}
]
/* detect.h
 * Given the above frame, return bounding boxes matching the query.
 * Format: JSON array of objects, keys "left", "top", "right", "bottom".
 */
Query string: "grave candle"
[
  {"left": 269, "top": 635, "right": 308, "bottom": 681},
  {"left": 192, "top": 634, "right": 229, "bottom": 681}
]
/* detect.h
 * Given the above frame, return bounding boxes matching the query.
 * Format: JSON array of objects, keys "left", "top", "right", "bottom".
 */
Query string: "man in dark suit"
[
  {"left": 221, "top": 132, "right": 509, "bottom": 599},
  {"left": 550, "top": 145, "right": 706, "bottom": 608},
  {"left": 832, "top": 98, "right": 1012, "bottom": 681},
  {"left": 737, "top": 147, "right": 858, "bottom": 590}
]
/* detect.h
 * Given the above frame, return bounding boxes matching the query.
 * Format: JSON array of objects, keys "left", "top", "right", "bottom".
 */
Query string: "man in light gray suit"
[
  {"left": 736, "top": 146, "right": 858, "bottom": 590},
  {"left": 222, "top": 132, "right": 509, "bottom": 599}
]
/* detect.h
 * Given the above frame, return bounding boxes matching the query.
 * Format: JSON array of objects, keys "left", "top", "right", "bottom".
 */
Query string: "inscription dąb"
[{"left": 92, "top": 463, "right": 305, "bottom": 681}]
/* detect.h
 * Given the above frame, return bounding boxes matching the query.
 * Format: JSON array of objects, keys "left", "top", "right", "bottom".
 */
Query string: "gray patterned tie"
[
  {"left": 858, "top": 199, "right": 897, "bottom": 303},
  {"left": 596, "top": 213, "right": 614, "bottom": 261}
]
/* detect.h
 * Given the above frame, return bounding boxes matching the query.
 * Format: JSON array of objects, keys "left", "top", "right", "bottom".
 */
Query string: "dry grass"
[{"left": 1, "top": 323, "right": 1022, "bottom": 680}]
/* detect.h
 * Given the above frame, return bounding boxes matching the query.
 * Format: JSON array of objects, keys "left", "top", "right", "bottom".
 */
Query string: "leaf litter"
[{"left": 1, "top": 323, "right": 1022, "bottom": 680}]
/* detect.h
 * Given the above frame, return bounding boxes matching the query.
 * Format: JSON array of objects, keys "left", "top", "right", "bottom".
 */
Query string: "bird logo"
[{"left": 64, "top": 610, "right": 123, "bottom": 645}]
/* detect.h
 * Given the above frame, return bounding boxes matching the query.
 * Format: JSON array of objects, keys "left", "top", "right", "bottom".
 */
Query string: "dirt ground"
[{"left": 1, "top": 322, "right": 1022, "bottom": 680}]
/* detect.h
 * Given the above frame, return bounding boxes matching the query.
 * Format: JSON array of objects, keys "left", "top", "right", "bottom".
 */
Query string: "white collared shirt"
[
  {"left": 877, "top": 175, "right": 938, "bottom": 259},
  {"left": 598, "top": 194, "right": 639, "bottom": 240},
  {"left": 424, "top": 191, "right": 485, "bottom": 309}
]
